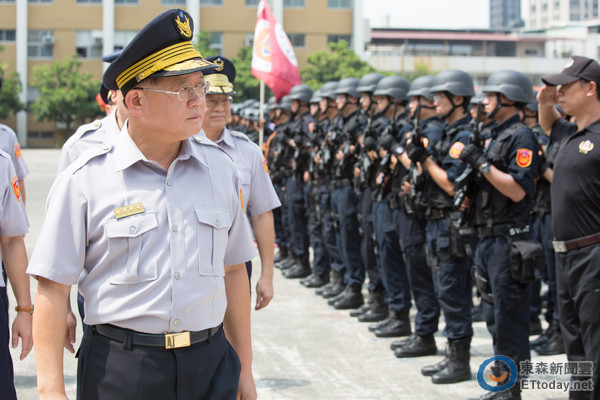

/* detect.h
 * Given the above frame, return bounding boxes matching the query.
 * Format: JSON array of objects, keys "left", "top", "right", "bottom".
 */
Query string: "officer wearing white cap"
[
  {"left": 200, "top": 56, "right": 280, "bottom": 310},
  {"left": 28, "top": 9, "right": 256, "bottom": 399},
  {"left": 0, "top": 149, "right": 31, "bottom": 400}
]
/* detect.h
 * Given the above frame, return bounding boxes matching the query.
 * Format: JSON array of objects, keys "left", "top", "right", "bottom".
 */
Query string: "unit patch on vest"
[
  {"left": 14, "top": 144, "right": 22, "bottom": 158},
  {"left": 449, "top": 142, "right": 465, "bottom": 159},
  {"left": 579, "top": 140, "right": 594, "bottom": 154},
  {"left": 516, "top": 148, "right": 533, "bottom": 168},
  {"left": 11, "top": 176, "right": 20, "bottom": 202}
]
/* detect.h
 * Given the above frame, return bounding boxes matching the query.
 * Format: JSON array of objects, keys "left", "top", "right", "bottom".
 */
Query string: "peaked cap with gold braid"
[
  {"left": 103, "top": 9, "right": 216, "bottom": 94},
  {"left": 202, "top": 56, "right": 236, "bottom": 95}
]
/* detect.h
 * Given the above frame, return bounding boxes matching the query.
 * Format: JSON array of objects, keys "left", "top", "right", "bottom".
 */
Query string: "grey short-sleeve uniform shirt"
[
  {"left": 0, "top": 150, "right": 29, "bottom": 287},
  {"left": 0, "top": 124, "right": 29, "bottom": 180},
  {"left": 28, "top": 125, "right": 255, "bottom": 333},
  {"left": 200, "top": 128, "right": 280, "bottom": 217},
  {"left": 57, "top": 109, "right": 120, "bottom": 173}
]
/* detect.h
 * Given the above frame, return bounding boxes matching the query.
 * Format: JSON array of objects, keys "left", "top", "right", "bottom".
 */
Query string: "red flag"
[{"left": 251, "top": 0, "right": 301, "bottom": 100}]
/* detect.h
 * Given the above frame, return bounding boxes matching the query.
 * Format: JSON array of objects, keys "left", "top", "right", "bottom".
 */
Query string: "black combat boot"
[
  {"left": 368, "top": 309, "right": 394, "bottom": 332},
  {"left": 374, "top": 309, "right": 411, "bottom": 338},
  {"left": 530, "top": 319, "right": 557, "bottom": 349},
  {"left": 327, "top": 284, "right": 349, "bottom": 305},
  {"left": 275, "top": 253, "right": 296, "bottom": 270},
  {"left": 535, "top": 322, "right": 565, "bottom": 356},
  {"left": 301, "top": 272, "right": 329, "bottom": 288},
  {"left": 394, "top": 334, "right": 437, "bottom": 358},
  {"left": 321, "top": 270, "right": 345, "bottom": 298},
  {"left": 422, "top": 352, "right": 450, "bottom": 377},
  {"left": 479, "top": 374, "right": 521, "bottom": 400},
  {"left": 391, "top": 333, "right": 417, "bottom": 351},
  {"left": 283, "top": 253, "right": 311, "bottom": 279},
  {"left": 333, "top": 283, "right": 364, "bottom": 310},
  {"left": 349, "top": 300, "right": 372, "bottom": 318},
  {"left": 273, "top": 246, "right": 288, "bottom": 264},
  {"left": 358, "top": 292, "right": 388, "bottom": 322},
  {"left": 431, "top": 342, "right": 471, "bottom": 384},
  {"left": 529, "top": 316, "right": 543, "bottom": 336}
]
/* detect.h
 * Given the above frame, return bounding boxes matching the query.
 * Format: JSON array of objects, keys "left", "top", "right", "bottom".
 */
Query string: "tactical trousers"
[
  {"left": 531, "top": 212, "right": 558, "bottom": 322},
  {"left": 359, "top": 188, "right": 383, "bottom": 294},
  {"left": 273, "top": 183, "right": 289, "bottom": 250},
  {"left": 330, "top": 185, "right": 364, "bottom": 286},
  {"left": 372, "top": 199, "right": 411, "bottom": 312},
  {"left": 556, "top": 243, "right": 600, "bottom": 400},
  {"left": 476, "top": 236, "right": 530, "bottom": 369},
  {"left": 425, "top": 219, "right": 473, "bottom": 343},
  {"left": 305, "top": 183, "right": 330, "bottom": 276},
  {"left": 285, "top": 176, "right": 309, "bottom": 257},
  {"left": 320, "top": 184, "right": 344, "bottom": 274},
  {"left": 396, "top": 209, "right": 440, "bottom": 336}
]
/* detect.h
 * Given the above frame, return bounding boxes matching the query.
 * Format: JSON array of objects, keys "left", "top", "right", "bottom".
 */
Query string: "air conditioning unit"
[
  {"left": 92, "top": 31, "right": 103, "bottom": 45},
  {"left": 41, "top": 34, "right": 55, "bottom": 46}
]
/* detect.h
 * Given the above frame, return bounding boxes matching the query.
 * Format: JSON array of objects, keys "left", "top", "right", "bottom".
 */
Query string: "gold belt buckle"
[{"left": 165, "top": 331, "right": 191, "bottom": 349}]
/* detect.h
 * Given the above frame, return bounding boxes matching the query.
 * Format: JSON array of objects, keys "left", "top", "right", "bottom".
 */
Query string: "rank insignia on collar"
[
  {"left": 516, "top": 148, "right": 533, "bottom": 168},
  {"left": 579, "top": 140, "right": 594, "bottom": 154},
  {"left": 113, "top": 202, "right": 145, "bottom": 219}
]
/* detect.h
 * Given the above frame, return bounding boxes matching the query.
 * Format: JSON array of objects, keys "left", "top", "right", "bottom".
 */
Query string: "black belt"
[
  {"left": 330, "top": 178, "right": 351, "bottom": 189},
  {"left": 93, "top": 324, "right": 221, "bottom": 349},
  {"left": 476, "top": 223, "right": 530, "bottom": 239},
  {"left": 553, "top": 233, "right": 600, "bottom": 253}
]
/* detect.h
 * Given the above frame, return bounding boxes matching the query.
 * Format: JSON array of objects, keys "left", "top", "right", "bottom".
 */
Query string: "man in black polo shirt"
[{"left": 539, "top": 55, "right": 600, "bottom": 400}]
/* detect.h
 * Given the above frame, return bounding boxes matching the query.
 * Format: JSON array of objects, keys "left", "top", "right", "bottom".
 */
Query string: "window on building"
[
  {"left": 0, "top": 0, "right": 15, "bottom": 3},
  {"left": 28, "top": 0, "right": 52, "bottom": 3},
  {"left": 200, "top": 0, "right": 223, "bottom": 4},
  {"left": 114, "top": 30, "right": 137, "bottom": 51},
  {"left": 115, "top": 0, "right": 137, "bottom": 4},
  {"left": 0, "top": 30, "right": 16, "bottom": 42},
  {"left": 327, "top": 34, "right": 351, "bottom": 46},
  {"left": 28, "top": 30, "right": 54, "bottom": 59},
  {"left": 287, "top": 33, "right": 305, "bottom": 47},
  {"left": 246, "top": 0, "right": 259, "bottom": 6},
  {"left": 284, "top": 0, "right": 305, "bottom": 7},
  {"left": 75, "top": 30, "right": 103, "bottom": 59},
  {"left": 328, "top": 0, "right": 352, "bottom": 9},
  {"left": 77, "top": 0, "right": 101, "bottom": 3},
  {"left": 245, "top": 32, "right": 254, "bottom": 46},
  {"left": 208, "top": 32, "right": 223, "bottom": 55},
  {"left": 162, "top": 0, "right": 185, "bottom": 4}
]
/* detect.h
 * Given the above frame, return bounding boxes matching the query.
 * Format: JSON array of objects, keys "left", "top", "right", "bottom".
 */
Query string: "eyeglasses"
[
  {"left": 138, "top": 81, "right": 211, "bottom": 102},
  {"left": 433, "top": 94, "right": 447, "bottom": 102},
  {"left": 205, "top": 96, "right": 233, "bottom": 107}
]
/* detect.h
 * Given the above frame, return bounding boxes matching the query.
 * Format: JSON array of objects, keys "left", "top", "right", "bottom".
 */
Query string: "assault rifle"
[{"left": 405, "top": 104, "right": 423, "bottom": 215}]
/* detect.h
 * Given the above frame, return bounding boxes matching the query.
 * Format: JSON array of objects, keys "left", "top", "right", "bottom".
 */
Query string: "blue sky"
[{"left": 363, "top": 0, "right": 528, "bottom": 30}]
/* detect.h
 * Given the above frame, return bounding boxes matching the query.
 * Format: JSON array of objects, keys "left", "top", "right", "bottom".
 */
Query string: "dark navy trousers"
[
  {"left": 285, "top": 176, "right": 309, "bottom": 257},
  {"left": 359, "top": 188, "right": 383, "bottom": 294}
]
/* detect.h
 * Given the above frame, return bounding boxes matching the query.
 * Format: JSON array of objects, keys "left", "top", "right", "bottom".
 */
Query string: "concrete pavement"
[{"left": 10, "top": 148, "right": 570, "bottom": 399}]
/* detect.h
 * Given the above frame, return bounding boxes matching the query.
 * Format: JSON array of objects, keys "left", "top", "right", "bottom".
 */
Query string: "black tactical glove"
[
  {"left": 406, "top": 141, "right": 428, "bottom": 164},
  {"left": 459, "top": 144, "right": 488, "bottom": 169}
]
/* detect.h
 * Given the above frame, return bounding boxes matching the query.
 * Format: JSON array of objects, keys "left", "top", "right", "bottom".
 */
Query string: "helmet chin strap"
[
  {"left": 440, "top": 92, "right": 460, "bottom": 120},
  {"left": 486, "top": 93, "right": 513, "bottom": 119}
]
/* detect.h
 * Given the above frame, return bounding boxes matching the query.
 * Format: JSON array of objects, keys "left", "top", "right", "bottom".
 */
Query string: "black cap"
[
  {"left": 542, "top": 56, "right": 600, "bottom": 86},
  {"left": 99, "top": 50, "right": 123, "bottom": 104},
  {"left": 202, "top": 56, "right": 236, "bottom": 95},
  {"left": 103, "top": 9, "right": 216, "bottom": 93}
]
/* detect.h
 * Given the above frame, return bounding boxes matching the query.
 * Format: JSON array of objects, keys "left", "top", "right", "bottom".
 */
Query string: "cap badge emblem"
[
  {"left": 174, "top": 10, "right": 192, "bottom": 40},
  {"left": 579, "top": 140, "right": 594, "bottom": 154},
  {"left": 563, "top": 58, "right": 574, "bottom": 70},
  {"left": 215, "top": 58, "right": 224, "bottom": 72}
]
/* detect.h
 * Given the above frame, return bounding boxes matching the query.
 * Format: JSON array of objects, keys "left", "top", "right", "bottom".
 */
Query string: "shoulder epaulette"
[
  {"left": 68, "top": 142, "right": 112, "bottom": 175},
  {"left": 231, "top": 130, "right": 251, "bottom": 142}
]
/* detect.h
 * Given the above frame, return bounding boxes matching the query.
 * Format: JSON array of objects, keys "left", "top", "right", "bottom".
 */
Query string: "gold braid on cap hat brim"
[
  {"left": 205, "top": 74, "right": 234, "bottom": 93},
  {"left": 116, "top": 42, "right": 206, "bottom": 89}
]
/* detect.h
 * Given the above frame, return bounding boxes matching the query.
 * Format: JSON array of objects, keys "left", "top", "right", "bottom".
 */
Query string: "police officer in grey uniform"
[
  {"left": 28, "top": 9, "right": 257, "bottom": 400},
  {"left": 200, "top": 55, "right": 280, "bottom": 310},
  {"left": 0, "top": 149, "right": 31, "bottom": 400}
]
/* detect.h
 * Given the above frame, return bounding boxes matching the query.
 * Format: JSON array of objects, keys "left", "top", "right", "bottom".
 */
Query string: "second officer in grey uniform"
[{"left": 200, "top": 55, "right": 281, "bottom": 310}]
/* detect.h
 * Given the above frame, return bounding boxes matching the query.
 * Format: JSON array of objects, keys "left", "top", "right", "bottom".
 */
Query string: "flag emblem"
[
  {"left": 11, "top": 176, "right": 20, "bottom": 202},
  {"left": 516, "top": 149, "right": 533, "bottom": 167}
]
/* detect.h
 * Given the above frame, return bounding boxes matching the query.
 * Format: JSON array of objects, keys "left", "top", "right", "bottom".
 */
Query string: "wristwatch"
[
  {"left": 479, "top": 161, "right": 491, "bottom": 175},
  {"left": 15, "top": 304, "right": 34, "bottom": 314}
]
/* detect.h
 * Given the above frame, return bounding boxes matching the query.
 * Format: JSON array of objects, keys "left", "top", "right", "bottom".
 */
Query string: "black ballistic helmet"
[
  {"left": 288, "top": 84, "right": 313, "bottom": 103},
  {"left": 482, "top": 70, "right": 533, "bottom": 104},
  {"left": 357, "top": 73, "right": 384, "bottom": 93},
  {"left": 320, "top": 81, "right": 338, "bottom": 100},
  {"left": 335, "top": 77, "right": 360, "bottom": 98},
  {"left": 430, "top": 70, "right": 475, "bottom": 97},
  {"left": 373, "top": 76, "right": 410, "bottom": 101},
  {"left": 407, "top": 75, "right": 435, "bottom": 101}
]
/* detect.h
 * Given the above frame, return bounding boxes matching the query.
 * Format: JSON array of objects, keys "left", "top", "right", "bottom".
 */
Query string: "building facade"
[
  {"left": 0, "top": 0, "right": 359, "bottom": 147},
  {"left": 490, "top": 0, "right": 523, "bottom": 30},
  {"left": 527, "top": 0, "right": 599, "bottom": 29}
]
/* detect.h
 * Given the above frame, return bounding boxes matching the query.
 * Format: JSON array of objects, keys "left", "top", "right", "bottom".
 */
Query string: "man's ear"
[
  {"left": 586, "top": 81, "right": 598, "bottom": 98},
  {"left": 125, "top": 89, "right": 144, "bottom": 116}
]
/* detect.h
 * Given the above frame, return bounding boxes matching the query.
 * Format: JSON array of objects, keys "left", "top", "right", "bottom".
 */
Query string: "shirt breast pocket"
[
  {"left": 104, "top": 213, "right": 159, "bottom": 285},
  {"left": 195, "top": 207, "right": 232, "bottom": 277}
]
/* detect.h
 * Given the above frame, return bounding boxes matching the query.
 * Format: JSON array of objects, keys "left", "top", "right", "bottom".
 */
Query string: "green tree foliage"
[
  {"left": 0, "top": 65, "right": 24, "bottom": 119},
  {"left": 193, "top": 31, "right": 220, "bottom": 59},
  {"left": 301, "top": 40, "right": 375, "bottom": 91},
  {"left": 30, "top": 55, "right": 103, "bottom": 135}
]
